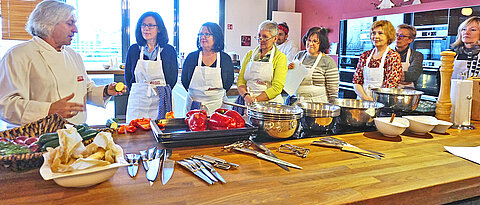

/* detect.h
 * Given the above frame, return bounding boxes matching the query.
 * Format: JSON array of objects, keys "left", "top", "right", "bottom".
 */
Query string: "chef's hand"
[
  {"left": 48, "top": 93, "right": 84, "bottom": 118},
  {"left": 244, "top": 95, "right": 256, "bottom": 104},
  {"left": 288, "top": 62, "right": 295, "bottom": 69},
  {"left": 106, "top": 82, "right": 127, "bottom": 96}
]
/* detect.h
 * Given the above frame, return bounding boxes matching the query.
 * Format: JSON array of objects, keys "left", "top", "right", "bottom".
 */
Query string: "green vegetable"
[
  {"left": 75, "top": 123, "right": 90, "bottom": 134},
  {"left": 80, "top": 129, "right": 99, "bottom": 141},
  {"left": 37, "top": 132, "right": 59, "bottom": 145},
  {"left": 41, "top": 140, "right": 60, "bottom": 151},
  {"left": 106, "top": 118, "right": 119, "bottom": 129},
  {"left": 0, "top": 141, "right": 31, "bottom": 156}
]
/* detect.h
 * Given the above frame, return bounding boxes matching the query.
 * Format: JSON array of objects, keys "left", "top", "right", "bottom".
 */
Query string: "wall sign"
[
  {"left": 227, "top": 23, "right": 234, "bottom": 30},
  {"left": 241, "top": 35, "right": 251, "bottom": 46}
]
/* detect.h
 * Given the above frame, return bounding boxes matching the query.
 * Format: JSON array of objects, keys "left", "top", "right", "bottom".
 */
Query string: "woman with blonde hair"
[
  {"left": 451, "top": 16, "right": 480, "bottom": 79},
  {"left": 353, "top": 20, "right": 402, "bottom": 100}
]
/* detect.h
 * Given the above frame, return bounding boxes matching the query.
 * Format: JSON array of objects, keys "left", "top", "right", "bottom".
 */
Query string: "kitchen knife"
[
  {"left": 311, "top": 141, "right": 382, "bottom": 160},
  {"left": 188, "top": 159, "right": 218, "bottom": 183},
  {"left": 126, "top": 153, "right": 140, "bottom": 178},
  {"left": 139, "top": 150, "right": 149, "bottom": 171},
  {"left": 250, "top": 137, "right": 290, "bottom": 172},
  {"left": 146, "top": 149, "right": 164, "bottom": 186},
  {"left": 200, "top": 160, "right": 226, "bottom": 183},
  {"left": 234, "top": 147, "right": 302, "bottom": 170},
  {"left": 161, "top": 149, "right": 175, "bottom": 185},
  {"left": 178, "top": 160, "right": 214, "bottom": 185}
]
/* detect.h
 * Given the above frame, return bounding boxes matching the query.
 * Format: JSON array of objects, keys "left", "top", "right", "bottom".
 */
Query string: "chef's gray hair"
[
  {"left": 258, "top": 20, "right": 279, "bottom": 37},
  {"left": 26, "top": 0, "right": 75, "bottom": 38}
]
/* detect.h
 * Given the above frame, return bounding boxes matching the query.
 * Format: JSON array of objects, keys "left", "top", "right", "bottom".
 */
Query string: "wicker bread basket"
[{"left": 0, "top": 114, "right": 68, "bottom": 171}]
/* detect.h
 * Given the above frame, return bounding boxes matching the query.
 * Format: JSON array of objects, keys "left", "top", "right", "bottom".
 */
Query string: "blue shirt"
[{"left": 124, "top": 43, "right": 179, "bottom": 89}]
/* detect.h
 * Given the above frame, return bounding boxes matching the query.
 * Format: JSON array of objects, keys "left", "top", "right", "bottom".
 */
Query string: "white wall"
[
  {"left": 272, "top": 11, "right": 302, "bottom": 51},
  {"left": 278, "top": 0, "right": 296, "bottom": 12},
  {"left": 224, "top": 0, "right": 268, "bottom": 60}
]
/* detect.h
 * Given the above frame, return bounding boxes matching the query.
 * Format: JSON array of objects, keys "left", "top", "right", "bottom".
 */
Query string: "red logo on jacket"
[{"left": 77, "top": 76, "right": 84, "bottom": 82}]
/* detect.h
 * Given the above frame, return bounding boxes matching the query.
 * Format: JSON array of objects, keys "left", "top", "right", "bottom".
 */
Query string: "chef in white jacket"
[
  {"left": 276, "top": 22, "right": 299, "bottom": 64},
  {"left": 0, "top": 0, "right": 126, "bottom": 126}
]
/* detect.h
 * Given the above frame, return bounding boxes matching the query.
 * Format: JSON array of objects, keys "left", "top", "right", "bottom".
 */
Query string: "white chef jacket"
[
  {"left": 277, "top": 39, "right": 299, "bottom": 64},
  {"left": 0, "top": 36, "right": 109, "bottom": 126}
]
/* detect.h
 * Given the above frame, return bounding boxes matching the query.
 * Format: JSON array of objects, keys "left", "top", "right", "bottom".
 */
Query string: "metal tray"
[{"left": 151, "top": 118, "right": 257, "bottom": 147}]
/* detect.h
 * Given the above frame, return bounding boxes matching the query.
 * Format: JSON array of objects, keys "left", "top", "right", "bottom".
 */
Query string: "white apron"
[
  {"left": 452, "top": 53, "right": 480, "bottom": 79},
  {"left": 397, "top": 48, "right": 415, "bottom": 89},
  {"left": 39, "top": 49, "right": 87, "bottom": 124},
  {"left": 185, "top": 52, "right": 227, "bottom": 116},
  {"left": 243, "top": 47, "right": 284, "bottom": 103},
  {"left": 363, "top": 47, "right": 390, "bottom": 98},
  {"left": 126, "top": 47, "right": 170, "bottom": 122},
  {"left": 295, "top": 52, "right": 327, "bottom": 103}
]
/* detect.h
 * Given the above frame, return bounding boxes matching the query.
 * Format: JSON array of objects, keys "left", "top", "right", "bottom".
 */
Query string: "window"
[
  {"left": 66, "top": 0, "right": 123, "bottom": 70},
  {"left": 178, "top": 0, "right": 219, "bottom": 55}
]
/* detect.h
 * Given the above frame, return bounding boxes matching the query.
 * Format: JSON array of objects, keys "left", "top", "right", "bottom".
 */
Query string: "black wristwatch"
[
  {"left": 242, "top": 92, "right": 250, "bottom": 99},
  {"left": 103, "top": 85, "right": 112, "bottom": 96}
]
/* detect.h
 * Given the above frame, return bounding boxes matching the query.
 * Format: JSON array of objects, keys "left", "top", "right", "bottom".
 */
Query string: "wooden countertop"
[
  {"left": 86, "top": 69, "right": 125, "bottom": 75},
  {"left": 2, "top": 123, "right": 480, "bottom": 204}
]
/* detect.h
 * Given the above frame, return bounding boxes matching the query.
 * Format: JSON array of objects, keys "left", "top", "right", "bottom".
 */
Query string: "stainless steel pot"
[
  {"left": 296, "top": 102, "right": 341, "bottom": 133},
  {"left": 334, "top": 99, "right": 384, "bottom": 127},
  {"left": 371, "top": 88, "right": 423, "bottom": 112},
  {"left": 246, "top": 102, "right": 303, "bottom": 139}
]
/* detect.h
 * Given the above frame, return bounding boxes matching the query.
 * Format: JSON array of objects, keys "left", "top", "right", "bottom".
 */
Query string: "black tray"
[{"left": 151, "top": 118, "right": 257, "bottom": 147}]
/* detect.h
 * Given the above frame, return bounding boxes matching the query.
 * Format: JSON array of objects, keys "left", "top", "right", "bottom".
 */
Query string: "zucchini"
[
  {"left": 75, "top": 123, "right": 89, "bottom": 133},
  {"left": 80, "top": 129, "right": 99, "bottom": 141},
  {"left": 37, "top": 132, "right": 58, "bottom": 145},
  {"left": 41, "top": 139, "right": 60, "bottom": 151}
]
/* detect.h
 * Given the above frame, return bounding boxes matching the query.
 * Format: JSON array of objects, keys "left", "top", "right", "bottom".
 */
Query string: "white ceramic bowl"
[
  {"left": 431, "top": 119, "right": 453, "bottom": 134},
  {"left": 374, "top": 117, "right": 410, "bottom": 137},
  {"left": 40, "top": 151, "right": 129, "bottom": 188},
  {"left": 403, "top": 116, "right": 438, "bottom": 135}
]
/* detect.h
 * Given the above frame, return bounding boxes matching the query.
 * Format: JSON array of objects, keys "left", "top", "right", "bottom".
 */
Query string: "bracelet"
[
  {"left": 242, "top": 92, "right": 250, "bottom": 99},
  {"left": 103, "top": 85, "right": 112, "bottom": 96}
]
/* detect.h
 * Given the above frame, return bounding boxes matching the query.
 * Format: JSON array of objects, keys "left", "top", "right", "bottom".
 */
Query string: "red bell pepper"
[
  {"left": 118, "top": 125, "right": 137, "bottom": 134},
  {"left": 208, "top": 112, "right": 236, "bottom": 130},
  {"left": 185, "top": 110, "right": 207, "bottom": 123},
  {"left": 130, "top": 118, "right": 151, "bottom": 131},
  {"left": 214, "top": 108, "right": 229, "bottom": 114},
  {"left": 188, "top": 112, "right": 208, "bottom": 131},
  {"left": 225, "top": 110, "right": 245, "bottom": 128},
  {"left": 165, "top": 111, "right": 175, "bottom": 119}
]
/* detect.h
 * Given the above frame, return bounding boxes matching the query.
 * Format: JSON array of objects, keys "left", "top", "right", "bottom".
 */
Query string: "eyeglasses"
[
  {"left": 198, "top": 33, "right": 214, "bottom": 37},
  {"left": 307, "top": 39, "right": 320, "bottom": 44},
  {"left": 141, "top": 23, "right": 157, "bottom": 29},
  {"left": 254, "top": 35, "right": 275, "bottom": 42},
  {"left": 396, "top": 34, "right": 410, "bottom": 38}
]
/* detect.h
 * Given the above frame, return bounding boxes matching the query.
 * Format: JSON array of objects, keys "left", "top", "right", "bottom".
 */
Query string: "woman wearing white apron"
[
  {"left": 353, "top": 20, "right": 402, "bottom": 101},
  {"left": 451, "top": 16, "right": 480, "bottom": 79},
  {"left": 235, "top": 21, "right": 288, "bottom": 114},
  {"left": 181, "top": 23, "right": 234, "bottom": 116},
  {"left": 395, "top": 24, "right": 423, "bottom": 89},
  {"left": 286, "top": 27, "right": 339, "bottom": 105},
  {"left": 125, "top": 12, "right": 178, "bottom": 122}
]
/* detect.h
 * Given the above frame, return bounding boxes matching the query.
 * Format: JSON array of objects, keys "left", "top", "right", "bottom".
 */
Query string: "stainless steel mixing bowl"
[
  {"left": 334, "top": 99, "right": 384, "bottom": 127},
  {"left": 246, "top": 102, "right": 303, "bottom": 139},
  {"left": 371, "top": 88, "right": 423, "bottom": 113},
  {"left": 296, "top": 102, "right": 341, "bottom": 133}
]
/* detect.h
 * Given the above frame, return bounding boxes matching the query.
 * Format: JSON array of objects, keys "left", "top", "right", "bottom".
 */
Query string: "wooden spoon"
[{"left": 389, "top": 113, "right": 396, "bottom": 123}]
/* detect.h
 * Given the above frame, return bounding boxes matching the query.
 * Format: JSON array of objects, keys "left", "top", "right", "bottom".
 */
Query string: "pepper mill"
[{"left": 435, "top": 50, "right": 456, "bottom": 121}]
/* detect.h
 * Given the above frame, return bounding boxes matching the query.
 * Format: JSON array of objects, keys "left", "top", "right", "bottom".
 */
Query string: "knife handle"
[{"left": 312, "top": 141, "right": 342, "bottom": 149}]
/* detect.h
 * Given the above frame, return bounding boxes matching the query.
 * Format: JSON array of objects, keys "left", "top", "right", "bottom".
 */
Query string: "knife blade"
[
  {"left": 234, "top": 147, "right": 302, "bottom": 170},
  {"left": 188, "top": 159, "right": 218, "bottom": 183},
  {"left": 139, "top": 150, "right": 149, "bottom": 171},
  {"left": 178, "top": 160, "right": 214, "bottom": 185},
  {"left": 146, "top": 149, "right": 163, "bottom": 186},
  {"left": 312, "top": 141, "right": 382, "bottom": 160},
  {"left": 126, "top": 153, "right": 140, "bottom": 178},
  {"left": 250, "top": 137, "right": 290, "bottom": 172},
  {"left": 200, "top": 160, "right": 226, "bottom": 183},
  {"left": 161, "top": 149, "right": 175, "bottom": 185}
]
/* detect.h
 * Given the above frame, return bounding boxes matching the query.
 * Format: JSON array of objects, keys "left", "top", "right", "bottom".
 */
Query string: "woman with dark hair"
[
  {"left": 181, "top": 22, "right": 234, "bottom": 115},
  {"left": 286, "top": 27, "right": 339, "bottom": 104},
  {"left": 124, "top": 11, "right": 178, "bottom": 122},
  {"left": 353, "top": 20, "right": 402, "bottom": 101}
]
